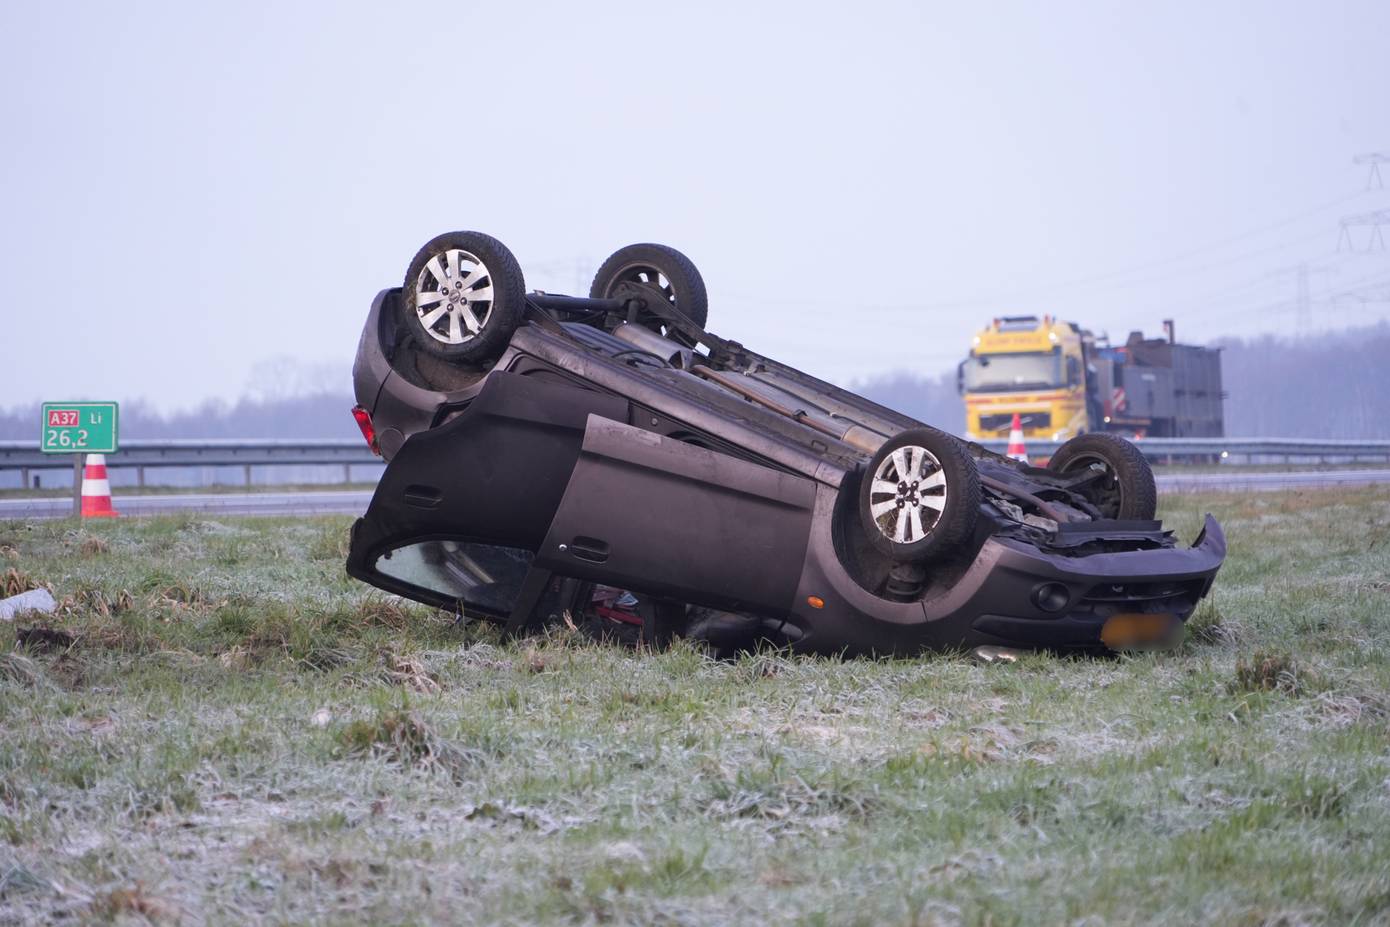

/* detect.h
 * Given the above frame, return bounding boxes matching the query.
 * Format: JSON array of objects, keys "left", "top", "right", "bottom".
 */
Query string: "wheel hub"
[
  {"left": 414, "top": 248, "right": 495, "bottom": 345},
  {"left": 868, "top": 445, "right": 949, "bottom": 544}
]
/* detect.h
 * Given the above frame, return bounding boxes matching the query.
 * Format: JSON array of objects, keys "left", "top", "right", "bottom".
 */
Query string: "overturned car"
[{"left": 346, "top": 231, "right": 1225, "bottom": 656}]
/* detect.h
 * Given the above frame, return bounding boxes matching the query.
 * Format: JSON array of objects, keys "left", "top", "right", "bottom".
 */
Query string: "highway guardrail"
[
  {"left": 2, "top": 436, "right": 1389, "bottom": 488},
  {"left": 0, "top": 439, "right": 381, "bottom": 488}
]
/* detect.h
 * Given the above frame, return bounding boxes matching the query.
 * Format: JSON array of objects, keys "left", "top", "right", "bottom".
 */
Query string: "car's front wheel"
[
  {"left": 858, "top": 427, "right": 980, "bottom": 563},
  {"left": 1048, "top": 432, "right": 1156, "bottom": 520},
  {"left": 401, "top": 231, "right": 526, "bottom": 363}
]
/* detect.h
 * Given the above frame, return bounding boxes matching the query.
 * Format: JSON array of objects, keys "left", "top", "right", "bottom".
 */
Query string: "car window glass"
[{"left": 374, "top": 540, "right": 533, "bottom": 614}]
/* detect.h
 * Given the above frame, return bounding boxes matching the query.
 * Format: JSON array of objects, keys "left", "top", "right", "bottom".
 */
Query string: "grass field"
[{"left": 1, "top": 489, "right": 1389, "bottom": 925}]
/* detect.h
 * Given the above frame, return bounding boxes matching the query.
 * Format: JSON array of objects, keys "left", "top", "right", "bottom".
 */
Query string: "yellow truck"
[{"left": 959, "top": 316, "right": 1224, "bottom": 442}]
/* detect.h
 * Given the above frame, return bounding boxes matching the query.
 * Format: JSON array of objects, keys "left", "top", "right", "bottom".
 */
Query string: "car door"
[
  {"left": 533, "top": 415, "right": 818, "bottom": 616},
  {"left": 346, "top": 370, "right": 629, "bottom": 606}
]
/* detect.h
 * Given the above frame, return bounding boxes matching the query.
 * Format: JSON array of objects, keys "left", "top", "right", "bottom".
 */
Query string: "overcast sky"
[{"left": 2, "top": 0, "right": 1388, "bottom": 410}]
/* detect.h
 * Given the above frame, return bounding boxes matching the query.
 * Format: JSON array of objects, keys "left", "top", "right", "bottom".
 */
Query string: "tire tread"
[
  {"left": 402, "top": 231, "right": 525, "bottom": 362},
  {"left": 1050, "top": 432, "right": 1157, "bottom": 520},
  {"left": 858, "top": 427, "right": 981, "bottom": 563},
  {"left": 589, "top": 243, "right": 709, "bottom": 330}
]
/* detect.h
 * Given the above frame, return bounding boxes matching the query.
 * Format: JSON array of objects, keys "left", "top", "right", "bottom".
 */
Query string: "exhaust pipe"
[
  {"left": 690, "top": 366, "right": 890, "bottom": 454},
  {"left": 611, "top": 323, "right": 694, "bottom": 369}
]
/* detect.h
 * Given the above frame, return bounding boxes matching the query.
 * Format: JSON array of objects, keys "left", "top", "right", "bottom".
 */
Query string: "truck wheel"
[
  {"left": 590, "top": 243, "right": 708, "bottom": 340},
  {"left": 1049, "top": 433, "right": 1156, "bottom": 520},
  {"left": 859, "top": 428, "right": 980, "bottom": 563},
  {"left": 402, "top": 231, "right": 526, "bottom": 362}
]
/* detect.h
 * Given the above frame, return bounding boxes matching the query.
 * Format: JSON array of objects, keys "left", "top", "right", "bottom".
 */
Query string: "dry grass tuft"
[
  {"left": 1312, "top": 690, "right": 1388, "bottom": 729},
  {"left": 151, "top": 582, "right": 215, "bottom": 609},
  {"left": 83, "top": 621, "right": 159, "bottom": 654},
  {"left": 337, "top": 709, "right": 479, "bottom": 779},
  {"left": 218, "top": 646, "right": 254, "bottom": 671},
  {"left": 1185, "top": 601, "right": 1243, "bottom": 646},
  {"left": 1232, "top": 651, "right": 1305, "bottom": 695},
  {"left": 72, "top": 587, "right": 135, "bottom": 618},
  {"left": 351, "top": 595, "right": 414, "bottom": 631},
  {"left": 2, "top": 567, "right": 42, "bottom": 598},
  {"left": 89, "top": 882, "right": 181, "bottom": 923},
  {"left": 337, "top": 710, "right": 434, "bottom": 763},
  {"left": 0, "top": 652, "right": 54, "bottom": 689},
  {"left": 384, "top": 653, "right": 442, "bottom": 693},
  {"left": 297, "top": 644, "right": 357, "bottom": 672},
  {"left": 78, "top": 535, "right": 109, "bottom": 556}
]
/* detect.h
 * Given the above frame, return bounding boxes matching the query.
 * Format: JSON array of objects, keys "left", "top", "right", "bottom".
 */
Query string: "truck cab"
[{"left": 960, "top": 316, "right": 1088, "bottom": 442}]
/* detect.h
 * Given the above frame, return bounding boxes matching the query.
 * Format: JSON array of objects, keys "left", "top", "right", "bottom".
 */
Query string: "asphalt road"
[{"left": 2, "top": 470, "right": 1388, "bottom": 521}]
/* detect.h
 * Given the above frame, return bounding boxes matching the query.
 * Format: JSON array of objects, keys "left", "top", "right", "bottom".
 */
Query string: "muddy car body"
[{"left": 346, "top": 232, "right": 1225, "bottom": 656}]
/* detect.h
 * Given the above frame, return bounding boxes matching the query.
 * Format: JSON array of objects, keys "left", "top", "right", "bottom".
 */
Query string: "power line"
[
  {"left": 741, "top": 189, "right": 1369, "bottom": 315},
  {"left": 1178, "top": 253, "right": 1340, "bottom": 306},
  {"left": 745, "top": 225, "right": 1339, "bottom": 319},
  {"left": 959, "top": 188, "right": 1368, "bottom": 300},
  {"left": 1194, "top": 267, "right": 1390, "bottom": 324},
  {"left": 1324, "top": 268, "right": 1390, "bottom": 303}
]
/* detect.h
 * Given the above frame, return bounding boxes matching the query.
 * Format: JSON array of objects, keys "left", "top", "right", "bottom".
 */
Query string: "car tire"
[
  {"left": 859, "top": 427, "right": 980, "bottom": 563},
  {"left": 638, "top": 597, "right": 685, "bottom": 650},
  {"left": 402, "top": 231, "right": 526, "bottom": 362},
  {"left": 1048, "top": 433, "right": 1157, "bottom": 520},
  {"left": 589, "top": 243, "right": 709, "bottom": 338}
]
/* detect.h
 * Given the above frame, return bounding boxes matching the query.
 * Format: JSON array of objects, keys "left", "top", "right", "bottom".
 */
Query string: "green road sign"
[{"left": 40, "top": 402, "right": 119, "bottom": 454}]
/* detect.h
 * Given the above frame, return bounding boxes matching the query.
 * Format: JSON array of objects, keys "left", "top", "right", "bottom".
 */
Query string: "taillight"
[{"left": 351, "top": 405, "right": 380, "bottom": 456}]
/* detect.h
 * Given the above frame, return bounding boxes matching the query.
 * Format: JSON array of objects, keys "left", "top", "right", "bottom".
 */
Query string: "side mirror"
[{"left": 956, "top": 360, "right": 967, "bottom": 395}]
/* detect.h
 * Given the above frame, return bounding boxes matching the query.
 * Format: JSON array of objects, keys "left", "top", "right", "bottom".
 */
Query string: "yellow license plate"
[{"left": 1100, "top": 612, "right": 1180, "bottom": 651}]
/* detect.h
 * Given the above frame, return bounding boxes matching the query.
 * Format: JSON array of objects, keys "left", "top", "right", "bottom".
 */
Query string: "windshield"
[{"left": 962, "top": 350, "right": 1063, "bottom": 392}]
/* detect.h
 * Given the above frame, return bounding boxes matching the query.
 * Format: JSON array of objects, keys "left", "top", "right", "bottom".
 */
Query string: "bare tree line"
[{"left": 2, "top": 323, "right": 1387, "bottom": 440}]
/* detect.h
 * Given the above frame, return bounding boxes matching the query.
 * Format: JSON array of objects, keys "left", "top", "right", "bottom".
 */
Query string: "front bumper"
[
  {"left": 790, "top": 485, "right": 1226, "bottom": 655},
  {"left": 958, "top": 515, "right": 1225, "bottom": 650}
]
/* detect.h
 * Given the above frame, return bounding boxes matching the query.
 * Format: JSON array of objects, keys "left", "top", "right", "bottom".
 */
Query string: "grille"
[
  {"left": 1078, "top": 579, "right": 1207, "bottom": 617},
  {"left": 979, "top": 411, "right": 1050, "bottom": 433}
]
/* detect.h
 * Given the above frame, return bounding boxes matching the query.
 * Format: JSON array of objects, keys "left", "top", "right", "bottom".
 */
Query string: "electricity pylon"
[
  {"left": 1353, "top": 153, "right": 1390, "bottom": 190},
  {"left": 1337, "top": 210, "right": 1390, "bottom": 253}
]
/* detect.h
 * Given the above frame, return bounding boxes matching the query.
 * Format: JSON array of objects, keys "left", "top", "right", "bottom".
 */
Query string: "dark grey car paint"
[{"left": 348, "top": 287, "right": 1226, "bottom": 655}]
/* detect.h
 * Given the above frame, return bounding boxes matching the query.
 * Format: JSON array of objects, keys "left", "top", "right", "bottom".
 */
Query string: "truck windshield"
[{"left": 963, "top": 351, "right": 1063, "bottom": 392}]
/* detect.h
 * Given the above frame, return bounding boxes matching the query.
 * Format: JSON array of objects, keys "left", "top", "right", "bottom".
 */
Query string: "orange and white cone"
[
  {"left": 1005, "top": 414, "right": 1029, "bottom": 463},
  {"left": 80, "top": 454, "right": 118, "bottom": 518}
]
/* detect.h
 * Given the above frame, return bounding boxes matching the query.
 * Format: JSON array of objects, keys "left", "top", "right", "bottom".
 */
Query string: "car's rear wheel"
[
  {"left": 859, "top": 427, "right": 980, "bottom": 563},
  {"left": 590, "top": 243, "right": 708, "bottom": 342},
  {"left": 1048, "top": 433, "right": 1156, "bottom": 520},
  {"left": 402, "top": 231, "right": 526, "bottom": 362}
]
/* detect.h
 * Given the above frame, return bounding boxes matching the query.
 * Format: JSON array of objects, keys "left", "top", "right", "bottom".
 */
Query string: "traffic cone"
[
  {"left": 80, "top": 454, "right": 118, "bottom": 518},
  {"left": 1005, "top": 414, "right": 1029, "bottom": 463}
]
